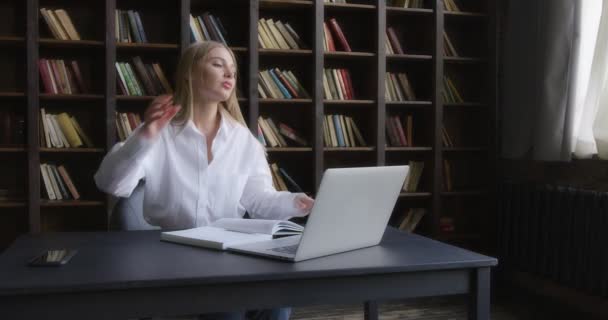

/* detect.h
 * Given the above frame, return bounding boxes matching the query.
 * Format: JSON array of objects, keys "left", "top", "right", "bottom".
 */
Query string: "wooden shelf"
[
  {"left": 386, "top": 100, "right": 433, "bottom": 107},
  {"left": 230, "top": 47, "right": 248, "bottom": 53},
  {"left": 259, "top": 49, "right": 312, "bottom": 56},
  {"left": 39, "top": 38, "right": 104, "bottom": 48},
  {"left": 444, "top": 11, "right": 488, "bottom": 18},
  {"left": 387, "top": 54, "right": 433, "bottom": 61},
  {"left": 386, "top": 147, "right": 433, "bottom": 152},
  {"left": 324, "top": 51, "right": 375, "bottom": 58},
  {"left": 266, "top": 147, "right": 313, "bottom": 152},
  {"left": 116, "top": 95, "right": 155, "bottom": 101},
  {"left": 116, "top": 42, "right": 179, "bottom": 50},
  {"left": 0, "top": 36, "right": 25, "bottom": 45},
  {"left": 40, "top": 94, "right": 104, "bottom": 101},
  {"left": 441, "top": 190, "right": 488, "bottom": 197},
  {"left": 260, "top": 0, "right": 313, "bottom": 9},
  {"left": 444, "top": 102, "right": 485, "bottom": 108},
  {"left": 0, "top": 92, "right": 25, "bottom": 98},
  {"left": 40, "top": 148, "right": 105, "bottom": 153},
  {"left": 324, "top": 99, "right": 375, "bottom": 105},
  {"left": 259, "top": 98, "right": 313, "bottom": 104},
  {"left": 0, "top": 201, "right": 27, "bottom": 208},
  {"left": 0, "top": 147, "right": 27, "bottom": 153},
  {"left": 444, "top": 56, "right": 487, "bottom": 64},
  {"left": 399, "top": 192, "right": 432, "bottom": 199},
  {"left": 443, "top": 147, "right": 487, "bottom": 152},
  {"left": 324, "top": 3, "right": 376, "bottom": 11},
  {"left": 324, "top": 147, "right": 375, "bottom": 152},
  {"left": 40, "top": 200, "right": 105, "bottom": 207},
  {"left": 386, "top": 7, "right": 433, "bottom": 15}
]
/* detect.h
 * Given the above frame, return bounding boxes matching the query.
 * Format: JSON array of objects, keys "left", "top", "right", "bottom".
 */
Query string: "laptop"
[{"left": 228, "top": 165, "right": 409, "bottom": 262}]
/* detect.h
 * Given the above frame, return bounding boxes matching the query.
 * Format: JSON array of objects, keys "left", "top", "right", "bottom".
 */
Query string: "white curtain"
[{"left": 572, "top": 1, "right": 608, "bottom": 158}]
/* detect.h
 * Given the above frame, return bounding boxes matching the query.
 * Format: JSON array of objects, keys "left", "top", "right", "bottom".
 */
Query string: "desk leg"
[
  {"left": 364, "top": 301, "right": 378, "bottom": 320},
  {"left": 468, "top": 267, "right": 490, "bottom": 320}
]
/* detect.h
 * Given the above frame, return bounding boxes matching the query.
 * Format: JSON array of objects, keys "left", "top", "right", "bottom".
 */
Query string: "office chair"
[{"left": 109, "top": 180, "right": 159, "bottom": 231}]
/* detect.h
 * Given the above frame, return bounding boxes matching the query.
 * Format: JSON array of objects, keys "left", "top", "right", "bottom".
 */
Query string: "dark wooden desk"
[{"left": 0, "top": 228, "right": 497, "bottom": 320}]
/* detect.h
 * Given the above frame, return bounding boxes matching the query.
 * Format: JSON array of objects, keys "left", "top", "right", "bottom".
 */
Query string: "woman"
[{"left": 95, "top": 41, "right": 313, "bottom": 319}]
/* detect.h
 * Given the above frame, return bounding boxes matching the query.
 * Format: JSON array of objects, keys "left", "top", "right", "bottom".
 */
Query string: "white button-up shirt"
[{"left": 94, "top": 110, "right": 305, "bottom": 230}]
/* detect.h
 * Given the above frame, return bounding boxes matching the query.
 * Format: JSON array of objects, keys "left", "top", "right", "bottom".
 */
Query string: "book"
[{"left": 160, "top": 218, "right": 304, "bottom": 250}]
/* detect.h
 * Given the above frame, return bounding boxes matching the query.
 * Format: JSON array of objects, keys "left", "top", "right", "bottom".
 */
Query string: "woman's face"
[{"left": 192, "top": 47, "right": 236, "bottom": 103}]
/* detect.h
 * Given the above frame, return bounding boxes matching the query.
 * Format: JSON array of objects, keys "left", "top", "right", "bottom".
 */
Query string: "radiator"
[{"left": 497, "top": 182, "right": 608, "bottom": 297}]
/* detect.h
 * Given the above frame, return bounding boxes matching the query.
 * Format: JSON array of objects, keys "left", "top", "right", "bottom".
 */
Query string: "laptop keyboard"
[{"left": 269, "top": 244, "right": 299, "bottom": 255}]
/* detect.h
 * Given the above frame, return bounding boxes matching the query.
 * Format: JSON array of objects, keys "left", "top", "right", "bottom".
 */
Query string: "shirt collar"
[{"left": 172, "top": 108, "right": 236, "bottom": 140}]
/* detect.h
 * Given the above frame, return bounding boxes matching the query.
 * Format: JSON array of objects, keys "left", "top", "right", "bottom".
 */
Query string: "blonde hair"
[{"left": 172, "top": 41, "right": 246, "bottom": 127}]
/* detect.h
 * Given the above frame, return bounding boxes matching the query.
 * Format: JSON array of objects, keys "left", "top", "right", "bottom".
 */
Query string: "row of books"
[
  {"left": 270, "top": 163, "right": 303, "bottom": 193},
  {"left": 323, "top": 68, "right": 355, "bottom": 100},
  {"left": 40, "top": 8, "right": 80, "bottom": 40},
  {"left": 258, "top": 18, "right": 306, "bottom": 50},
  {"left": 258, "top": 117, "right": 307, "bottom": 148},
  {"left": 323, "top": 18, "right": 351, "bottom": 52},
  {"left": 189, "top": 12, "right": 228, "bottom": 45},
  {"left": 40, "top": 163, "right": 80, "bottom": 200},
  {"left": 324, "top": 0, "right": 347, "bottom": 3},
  {"left": 402, "top": 161, "right": 424, "bottom": 192},
  {"left": 39, "top": 59, "right": 88, "bottom": 95},
  {"left": 116, "top": 57, "right": 173, "bottom": 96},
  {"left": 386, "top": 27, "right": 405, "bottom": 55},
  {"left": 387, "top": 0, "right": 426, "bottom": 9},
  {"left": 115, "top": 10, "right": 148, "bottom": 43},
  {"left": 258, "top": 68, "right": 310, "bottom": 99},
  {"left": 116, "top": 112, "right": 142, "bottom": 142},
  {"left": 39, "top": 109, "right": 93, "bottom": 149},
  {"left": 398, "top": 208, "right": 426, "bottom": 232},
  {"left": 443, "top": 31, "right": 459, "bottom": 57},
  {"left": 323, "top": 114, "right": 366, "bottom": 147},
  {"left": 442, "top": 76, "right": 464, "bottom": 103},
  {"left": 385, "top": 72, "right": 416, "bottom": 101},
  {"left": 386, "top": 114, "right": 413, "bottom": 147},
  {"left": 443, "top": 0, "right": 463, "bottom": 12}
]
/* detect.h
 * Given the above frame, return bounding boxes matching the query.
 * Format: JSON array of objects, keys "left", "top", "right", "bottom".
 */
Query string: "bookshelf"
[{"left": 0, "top": 0, "right": 497, "bottom": 253}]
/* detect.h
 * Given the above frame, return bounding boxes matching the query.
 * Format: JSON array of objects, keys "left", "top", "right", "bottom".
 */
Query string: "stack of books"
[
  {"left": 258, "top": 18, "right": 306, "bottom": 50},
  {"left": 270, "top": 163, "right": 303, "bottom": 193},
  {"left": 40, "top": 8, "right": 80, "bottom": 40},
  {"left": 402, "top": 161, "right": 424, "bottom": 192},
  {"left": 385, "top": 114, "right": 413, "bottom": 147},
  {"left": 443, "top": 0, "right": 462, "bottom": 12},
  {"left": 189, "top": 12, "right": 228, "bottom": 45},
  {"left": 39, "top": 59, "right": 88, "bottom": 95},
  {"left": 323, "top": 68, "right": 355, "bottom": 100},
  {"left": 115, "top": 10, "right": 148, "bottom": 43},
  {"left": 385, "top": 72, "right": 416, "bottom": 101},
  {"left": 324, "top": 0, "right": 347, "bottom": 3},
  {"left": 258, "top": 68, "right": 309, "bottom": 99},
  {"left": 386, "top": 0, "right": 426, "bottom": 8},
  {"left": 386, "top": 27, "right": 405, "bottom": 54},
  {"left": 116, "top": 112, "right": 143, "bottom": 141},
  {"left": 323, "top": 114, "right": 366, "bottom": 147},
  {"left": 443, "top": 31, "right": 459, "bottom": 56},
  {"left": 40, "top": 163, "right": 80, "bottom": 201},
  {"left": 398, "top": 208, "right": 426, "bottom": 232},
  {"left": 39, "top": 109, "right": 93, "bottom": 149},
  {"left": 323, "top": 18, "right": 351, "bottom": 52},
  {"left": 258, "top": 117, "right": 307, "bottom": 148},
  {"left": 116, "top": 57, "right": 172, "bottom": 96}
]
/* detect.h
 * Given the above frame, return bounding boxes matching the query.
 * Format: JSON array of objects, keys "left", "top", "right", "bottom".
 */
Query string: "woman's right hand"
[{"left": 140, "top": 95, "right": 181, "bottom": 140}]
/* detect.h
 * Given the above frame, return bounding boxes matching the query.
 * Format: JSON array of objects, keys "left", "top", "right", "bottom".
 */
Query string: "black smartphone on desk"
[{"left": 28, "top": 249, "right": 78, "bottom": 267}]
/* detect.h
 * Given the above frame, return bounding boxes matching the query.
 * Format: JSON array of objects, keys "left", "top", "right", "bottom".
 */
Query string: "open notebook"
[{"left": 160, "top": 218, "right": 303, "bottom": 250}]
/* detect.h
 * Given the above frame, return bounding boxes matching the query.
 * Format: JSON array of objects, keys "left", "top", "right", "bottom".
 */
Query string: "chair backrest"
[{"left": 109, "top": 181, "right": 160, "bottom": 231}]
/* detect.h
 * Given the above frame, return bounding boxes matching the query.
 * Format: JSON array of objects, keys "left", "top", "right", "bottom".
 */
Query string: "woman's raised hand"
[{"left": 140, "top": 95, "right": 181, "bottom": 140}]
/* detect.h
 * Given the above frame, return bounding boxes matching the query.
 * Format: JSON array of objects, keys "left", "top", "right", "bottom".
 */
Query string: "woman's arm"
[
  {"left": 240, "top": 140, "right": 312, "bottom": 220},
  {"left": 93, "top": 126, "right": 153, "bottom": 197}
]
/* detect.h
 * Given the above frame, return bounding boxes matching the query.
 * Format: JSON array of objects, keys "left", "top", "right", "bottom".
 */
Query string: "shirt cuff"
[{"left": 280, "top": 192, "right": 308, "bottom": 218}]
